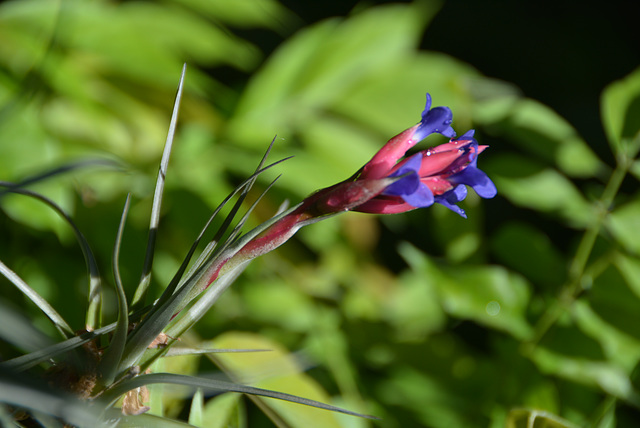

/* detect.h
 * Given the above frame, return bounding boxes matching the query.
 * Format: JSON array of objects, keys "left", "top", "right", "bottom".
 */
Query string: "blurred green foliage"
[{"left": 1, "top": 0, "right": 640, "bottom": 426}]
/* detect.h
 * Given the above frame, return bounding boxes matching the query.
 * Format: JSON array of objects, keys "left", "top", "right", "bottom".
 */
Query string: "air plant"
[{"left": 0, "top": 65, "right": 495, "bottom": 426}]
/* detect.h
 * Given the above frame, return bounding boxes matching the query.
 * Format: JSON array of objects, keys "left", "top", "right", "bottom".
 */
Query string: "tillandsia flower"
[
  {"left": 355, "top": 128, "right": 497, "bottom": 218},
  {"left": 192, "top": 93, "right": 496, "bottom": 295},
  {"left": 351, "top": 94, "right": 496, "bottom": 217}
]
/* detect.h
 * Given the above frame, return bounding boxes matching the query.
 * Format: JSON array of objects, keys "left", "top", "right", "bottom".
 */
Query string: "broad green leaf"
[
  {"left": 607, "top": 198, "right": 640, "bottom": 255},
  {"left": 493, "top": 165, "right": 594, "bottom": 227},
  {"left": 614, "top": 252, "right": 640, "bottom": 299},
  {"left": 572, "top": 300, "right": 640, "bottom": 372},
  {"left": 506, "top": 408, "right": 579, "bottom": 428},
  {"left": 587, "top": 263, "right": 640, "bottom": 343},
  {"left": 495, "top": 98, "right": 603, "bottom": 177},
  {"left": 208, "top": 332, "right": 362, "bottom": 427},
  {"left": 167, "top": 0, "right": 297, "bottom": 30},
  {"left": 399, "top": 243, "right": 533, "bottom": 340},
  {"left": 601, "top": 66, "right": 640, "bottom": 154},
  {"left": 227, "top": 2, "right": 440, "bottom": 146},
  {"left": 530, "top": 348, "right": 637, "bottom": 403},
  {"left": 330, "top": 52, "right": 478, "bottom": 136},
  {"left": 201, "top": 393, "right": 246, "bottom": 428}
]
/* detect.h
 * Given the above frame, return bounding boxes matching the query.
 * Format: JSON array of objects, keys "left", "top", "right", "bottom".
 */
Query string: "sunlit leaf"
[
  {"left": 572, "top": 300, "right": 640, "bottom": 372},
  {"left": 501, "top": 99, "right": 603, "bottom": 177},
  {"left": 201, "top": 393, "right": 246, "bottom": 428},
  {"left": 530, "top": 347, "right": 638, "bottom": 403},
  {"left": 399, "top": 243, "right": 533, "bottom": 340},
  {"left": 506, "top": 408, "right": 580, "bottom": 428},
  {"left": 601, "top": 66, "right": 640, "bottom": 154},
  {"left": 208, "top": 332, "right": 367, "bottom": 427},
  {"left": 493, "top": 165, "right": 594, "bottom": 227},
  {"left": 227, "top": 2, "right": 441, "bottom": 147},
  {"left": 607, "top": 198, "right": 640, "bottom": 255}
]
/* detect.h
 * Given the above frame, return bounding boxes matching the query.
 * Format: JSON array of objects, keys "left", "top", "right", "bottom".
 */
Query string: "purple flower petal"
[
  {"left": 413, "top": 93, "right": 456, "bottom": 141},
  {"left": 449, "top": 167, "right": 497, "bottom": 199},
  {"left": 403, "top": 182, "right": 435, "bottom": 208},
  {"left": 435, "top": 185, "right": 468, "bottom": 218},
  {"left": 383, "top": 153, "right": 435, "bottom": 208}
]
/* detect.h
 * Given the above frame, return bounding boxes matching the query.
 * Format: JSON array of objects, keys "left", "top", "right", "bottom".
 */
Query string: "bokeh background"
[{"left": 1, "top": 0, "right": 640, "bottom": 426}]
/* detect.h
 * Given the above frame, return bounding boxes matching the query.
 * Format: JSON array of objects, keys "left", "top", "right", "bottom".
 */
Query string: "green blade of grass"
[
  {"left": 101, "top": 373, "right": 378, "bottom": 420},
  {"left": 132, "top": 63, "right": 187, "bottom": 312},
  {"left": 98, "top": 195, "right": 131, "bottom": 386}
]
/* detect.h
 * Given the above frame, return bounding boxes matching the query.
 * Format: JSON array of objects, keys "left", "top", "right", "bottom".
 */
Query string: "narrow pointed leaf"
[
  {"left": 120, "top": 160, "right": 291, "bottom": 373},
  {"left": 132, "top": 63, "right": 187, "bottom": 311},
  {"left": 102, "top": 373, "right": 377, "bottom": 420},
  {"left": 99, "top": 195, "right": 131, "bottom": 385},
  {"left": 0, "top": 182, "right": 103, "bottom": 330},
  {"left": 0, "top": 259, "right": 74, "bottom": 338},
  {"left": 164, "top": 348, "right": 271, "bottom": 357}
]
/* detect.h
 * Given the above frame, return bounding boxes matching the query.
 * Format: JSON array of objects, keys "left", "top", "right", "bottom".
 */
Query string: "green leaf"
[
  {"left": 614, "top": 252, "right": 640, "bottom": 299},
  {"left": 132, "top": 64, "right": 186, "bottom": 310},
  {"left": 201, "top": 393, "right": 246, "bottom": 428},
  {"left": 506, "top": 408, "right": 580, "bottom": 428},
  {"left": 601, "top": 66, "right": 640, "bottom": 154},
  {"left": 607, "top": 198, "right": 640, "bottom": 255},
  {"left": 530, "top": 347, "right": 638, "bottom": 403},
  {"left": 572, "top": 300, "right": 640, "bottom": 372},
  {"left": 0, "top": 259, "right": 73, "bottom": 338},
  {"left": 188, "top": 388, "right": 204, "bottom": 427},
  {"left": 102, "top": 371, "right": 376, "bottom": 422},
  {"left": 399, "top": 243, "right": 533, "bottom": 340},
  {"left": 207, "top": 332, "right": 371, "bottom": 426},
  {"left": 494, "top": 98, "right": 604, "bottom": 177},
  {"left": 98, "top": 195, "right": 131, "bottom": 385},
  {"left": 168, "top": 0, "right": 297, "bottom": 31},
  {"left": 493, "top": 163, "right": 594, "bottom": 227},
  {"left": 2, "top": 323, "right": 115, "bottom": 371},
  {"left": 227, "top": 2, "right": 440, "bottom": 146}
]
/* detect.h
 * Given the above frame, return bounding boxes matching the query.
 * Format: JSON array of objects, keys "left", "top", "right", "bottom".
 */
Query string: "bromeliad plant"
[{"left": 0, "top": 65, "right": 495, "bottom": 426}]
